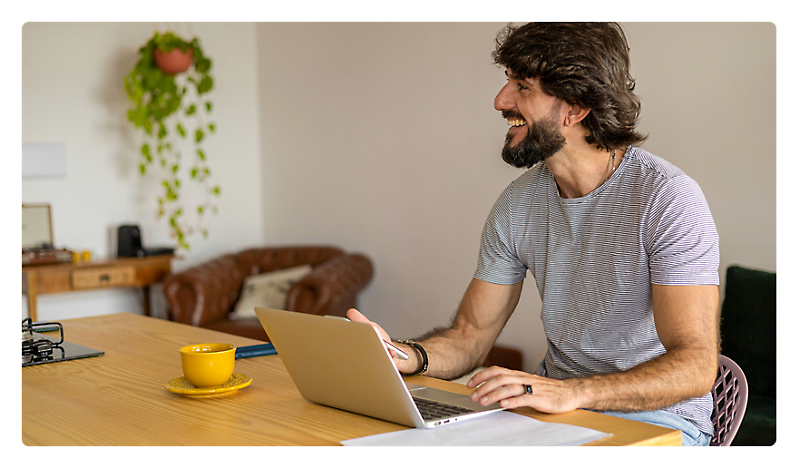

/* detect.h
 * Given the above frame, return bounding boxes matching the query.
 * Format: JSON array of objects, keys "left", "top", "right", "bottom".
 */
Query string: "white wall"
[
  {"left": 256, "top": 23, "right": 776, "bottom": 373},
  {"left": 21, "top": 23, "right": 263, "bottom": 321}
]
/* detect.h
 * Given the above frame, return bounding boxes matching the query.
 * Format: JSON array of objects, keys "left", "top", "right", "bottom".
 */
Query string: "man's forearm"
[
  {"left": 467, "top": 345, "right": 718, "bottom": 415},
  {"left": 396, "top": 279, "right": 522, "bottom": 380},
  {"left": 572, "top": 346, "right": 717, "bottom": 412},
  {"left": 395, "top": 327, "right": 489, "bottom": 380}
]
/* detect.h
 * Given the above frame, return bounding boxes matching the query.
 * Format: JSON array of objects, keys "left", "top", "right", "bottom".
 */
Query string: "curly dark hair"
[{"left": 492, "top": 22, "right": 647, "bottom": 150}]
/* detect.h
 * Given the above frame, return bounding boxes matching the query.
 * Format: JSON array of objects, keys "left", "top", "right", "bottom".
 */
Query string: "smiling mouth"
[{"left": 507, "top": 118, "right": 526, "bottom": 128}]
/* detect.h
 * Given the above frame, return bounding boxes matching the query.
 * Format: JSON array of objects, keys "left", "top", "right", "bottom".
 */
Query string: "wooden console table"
[{"left": 22, "top": 255, "right": 174, "bottom": 321}]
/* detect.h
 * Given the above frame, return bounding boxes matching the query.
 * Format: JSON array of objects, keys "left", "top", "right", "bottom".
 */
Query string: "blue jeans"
[{"left": 594, "top": 409, "right": 711, "bottom": 446}]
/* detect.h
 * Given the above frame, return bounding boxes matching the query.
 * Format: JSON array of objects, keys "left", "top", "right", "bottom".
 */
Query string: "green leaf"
[
  {"left": 197, "top": 75, "right": 213, "bottom": 94},
  {"left": 186, "top": 104, "right": 196, "bottom": 116},
  {"left": 190, "top": 167, "right": 198, "bottom": 179},
  {"left": 208, "top": 123, "right": 216, "bottom": 133},
  {"left": 212, "top": 186, "right": 221, "bottom": 196},
  {"left": 195, "top": 128, "right": 205, "bottom": 143},
  {"left": 205, "top": 102, "right": 213, "bottom": 112},
  {"left": 197, "top": 149, "right": 206, "bottom": 161},
  {"left": 140, "top": 143, "right": 152, "bottom": 162},
  {"left": 139, "top": 163, "right": 146, "bottom": 175},
  {"left": 176, "top": 123, "right": 186, "bottom": 138}
]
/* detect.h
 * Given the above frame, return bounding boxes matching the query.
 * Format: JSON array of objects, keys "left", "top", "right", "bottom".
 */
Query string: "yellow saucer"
[{"left": 165, "top": 373, "right": 252, "bottom": 397}]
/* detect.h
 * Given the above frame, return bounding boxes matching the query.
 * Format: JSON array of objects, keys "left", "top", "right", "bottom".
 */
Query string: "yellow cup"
[{"left": 179, "top": 343, "right": 237, "bottom": 388}]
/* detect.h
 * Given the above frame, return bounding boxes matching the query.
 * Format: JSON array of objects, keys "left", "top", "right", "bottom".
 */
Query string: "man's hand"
[{"left": 466, "top": 366, "right": 585, "bottom": 414}]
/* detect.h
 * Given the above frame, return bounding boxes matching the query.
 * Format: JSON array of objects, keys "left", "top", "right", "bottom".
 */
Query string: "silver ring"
[{"left": 523, "top": 384, "right": 533, "bottom": 395}]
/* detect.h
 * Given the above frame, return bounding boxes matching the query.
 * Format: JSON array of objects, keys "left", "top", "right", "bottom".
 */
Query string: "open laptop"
[{"left": 254, "top": 307, "right": 505, "bottom": 428}]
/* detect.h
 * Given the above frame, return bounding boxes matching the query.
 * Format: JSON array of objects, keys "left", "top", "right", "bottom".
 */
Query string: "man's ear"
[{"left": 564, "top": 105, "right": 591, "bottom": 127}]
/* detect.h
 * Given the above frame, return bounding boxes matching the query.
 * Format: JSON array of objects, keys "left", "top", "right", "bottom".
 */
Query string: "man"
[{"left": 348, "top": 22, "right": 720, "bottom": 446}]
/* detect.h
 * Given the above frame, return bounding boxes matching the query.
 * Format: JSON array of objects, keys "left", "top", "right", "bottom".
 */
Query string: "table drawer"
[{"left": 72, "top": 266, "right": 136, "bottom": 289}]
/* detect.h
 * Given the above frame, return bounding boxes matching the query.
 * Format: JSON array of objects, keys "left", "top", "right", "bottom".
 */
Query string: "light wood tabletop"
[{"left": 21, "top": 313, "right": 680, "bottom": 446}]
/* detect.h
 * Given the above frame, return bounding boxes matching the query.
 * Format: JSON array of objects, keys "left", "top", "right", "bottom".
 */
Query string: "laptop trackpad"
[{"left": 408, "top": 385, "right": 499, "bottom": 410}]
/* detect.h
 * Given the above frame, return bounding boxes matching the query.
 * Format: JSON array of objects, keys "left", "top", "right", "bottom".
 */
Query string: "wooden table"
[
  {"left": 22, "top": 255, "right": 173, "bottom": 321},
  {"left": 21, "top": 313, "right": 681, "bottom": 446}
]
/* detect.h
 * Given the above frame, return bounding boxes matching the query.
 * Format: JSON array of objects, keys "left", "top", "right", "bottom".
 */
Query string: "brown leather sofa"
[
  {"left": 164, "top": 246, "right": 373, "bottom": 341},
  {"left": 163, "top": 245, "right": 523, "bottom": 372}
]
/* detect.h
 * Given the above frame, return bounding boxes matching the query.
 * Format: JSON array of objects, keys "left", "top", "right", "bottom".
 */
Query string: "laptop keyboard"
[{"left": 412, "top": 397, "right": 475, "bottom": 421}]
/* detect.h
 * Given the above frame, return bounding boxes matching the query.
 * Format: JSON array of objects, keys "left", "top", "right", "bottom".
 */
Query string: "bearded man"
[{"left": 349, "top": 22, "right": 720, "bottom": 446}]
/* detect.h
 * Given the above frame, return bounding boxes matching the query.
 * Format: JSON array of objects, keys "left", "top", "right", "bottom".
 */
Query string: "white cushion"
[{"left": 231, "top": 265, "right": 313, "bottom": 319}]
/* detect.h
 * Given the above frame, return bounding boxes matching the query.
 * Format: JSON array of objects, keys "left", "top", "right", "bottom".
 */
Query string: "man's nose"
[{"left": 494, "top": 82, "right": 514, "bottom": 112}]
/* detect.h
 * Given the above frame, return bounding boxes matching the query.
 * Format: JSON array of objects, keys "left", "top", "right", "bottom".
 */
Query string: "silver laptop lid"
[{"left": 254, "top": 307, "right": 425, "bottom": 427}]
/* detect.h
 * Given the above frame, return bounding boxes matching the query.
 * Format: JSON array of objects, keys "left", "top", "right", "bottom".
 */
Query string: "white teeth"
[{"left": 507, "top": 119, "right": 526, "bottom": 127}]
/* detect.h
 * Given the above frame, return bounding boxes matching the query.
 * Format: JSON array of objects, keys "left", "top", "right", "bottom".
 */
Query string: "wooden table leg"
[
  {"left": 141, "top": 286, "right": 151, "bottom": 317},
  {"left": 25, "top": 272, "right": 38, "bottom": 322}
]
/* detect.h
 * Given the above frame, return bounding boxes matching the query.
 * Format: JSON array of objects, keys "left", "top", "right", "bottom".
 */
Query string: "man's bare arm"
[
  {"left": 347, "top": 278, "right": 523, "bottom": 379},
  {"left": 468, "top": 284, "right": 719, "bottom": 413},
  {"left": 413, "top": 278, "right": 524, "bottom": 380}
]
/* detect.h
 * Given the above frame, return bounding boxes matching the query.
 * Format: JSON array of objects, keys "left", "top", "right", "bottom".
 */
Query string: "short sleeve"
[
  {"left": 474, "top": 183, "right": 528, "bottom": 285},
  {"left": 646, "top": 175, "right": 720, "bottom": 285}
]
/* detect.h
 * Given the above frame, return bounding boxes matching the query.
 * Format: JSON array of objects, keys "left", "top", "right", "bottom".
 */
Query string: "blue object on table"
[{"left": 235, "top": 343, "right": 277, "bottom": 359}]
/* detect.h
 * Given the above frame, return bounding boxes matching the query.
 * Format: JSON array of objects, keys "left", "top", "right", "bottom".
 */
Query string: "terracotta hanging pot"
[{"left": 154, "top": 47, "right": 193, "bottom": 74}]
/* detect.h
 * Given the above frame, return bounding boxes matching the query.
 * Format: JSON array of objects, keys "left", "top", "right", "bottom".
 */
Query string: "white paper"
[{"left": 341, "top": 412, "right": 610, "bottom": 446}]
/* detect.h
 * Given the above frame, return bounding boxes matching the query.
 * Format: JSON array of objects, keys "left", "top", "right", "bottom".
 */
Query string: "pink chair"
[{"left": 710, "top": 355, "right": 749, "bottom": 446}]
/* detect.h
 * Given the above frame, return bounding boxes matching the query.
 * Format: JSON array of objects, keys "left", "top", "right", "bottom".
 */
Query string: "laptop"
[{"left": 254, "top": 307, "right": 505, "bottom": 428}]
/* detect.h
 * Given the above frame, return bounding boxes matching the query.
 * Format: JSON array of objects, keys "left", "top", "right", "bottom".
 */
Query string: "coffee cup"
[{"left": 180, "top": 343, "right": 237, "bottom": 387}]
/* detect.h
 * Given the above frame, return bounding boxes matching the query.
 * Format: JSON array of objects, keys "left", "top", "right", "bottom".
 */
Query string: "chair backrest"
[{"left": 710, "top": 355, "right": 749, "bottom": 446}]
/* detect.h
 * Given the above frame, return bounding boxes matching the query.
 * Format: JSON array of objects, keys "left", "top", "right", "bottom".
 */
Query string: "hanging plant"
[{"left": 123, "top": 31, "right": 220, "bottom": 251}]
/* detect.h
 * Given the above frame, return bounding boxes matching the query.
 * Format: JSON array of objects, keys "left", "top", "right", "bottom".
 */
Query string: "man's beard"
[{"left": 501, "top": 116, "right": 566, "bottom": 168}]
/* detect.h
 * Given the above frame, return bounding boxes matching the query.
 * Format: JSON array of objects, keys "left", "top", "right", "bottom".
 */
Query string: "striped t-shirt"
[{"left": 474, "top": 146, "right": 719, "bottom": 435}]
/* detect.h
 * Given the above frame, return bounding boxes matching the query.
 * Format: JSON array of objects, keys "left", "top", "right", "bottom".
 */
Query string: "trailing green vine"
[{"left": 123, "top": 31, "right": 220, "bottom": 251}]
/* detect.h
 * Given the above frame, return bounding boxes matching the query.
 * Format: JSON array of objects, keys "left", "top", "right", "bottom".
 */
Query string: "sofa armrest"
[
  {"left": 163, "top": 254, "right": 246, "bottom": 326},
  {"left": 286, "top": 253, "right": 374, "bottom": 316}
]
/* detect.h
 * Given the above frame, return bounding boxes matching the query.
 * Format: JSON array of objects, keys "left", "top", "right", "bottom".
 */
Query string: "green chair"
[{"left": 719, "top": 265, "right": 776, "bottom": 445}]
